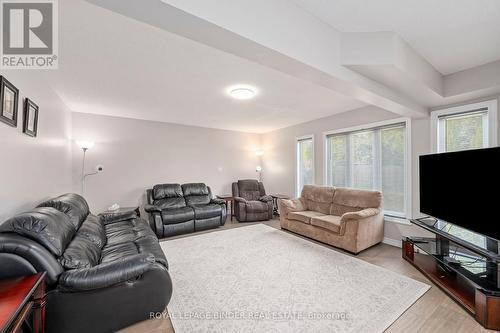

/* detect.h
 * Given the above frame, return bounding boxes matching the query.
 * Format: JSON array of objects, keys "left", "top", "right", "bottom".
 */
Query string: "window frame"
[
  {"left": 430, "top": 100, "right": 497, "bottom": 248},
  {"left": 323, "top": 118, "right": 412, "bottom": 219},
  {"left": 431, "top": 99, "right": 498, "bottom": 153},
  {"left": 295, "top": 134, "right": 315, "bottom": 197}
]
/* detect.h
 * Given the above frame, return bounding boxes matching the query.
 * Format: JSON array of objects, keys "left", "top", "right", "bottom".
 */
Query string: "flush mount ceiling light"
[{"left": 227, "top": 85, "right": 257, "bottom": 100}]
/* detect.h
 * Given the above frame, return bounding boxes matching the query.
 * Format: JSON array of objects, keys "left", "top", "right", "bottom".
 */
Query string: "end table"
[
  {"left": 0, "top": 272, "right": 46, "bottom": 333},
  {"left": 216, "top": 195, "right": 234, "bottom": 221},
  {"left": 271, "top": 194, "right": 290, "bottom": 216}
]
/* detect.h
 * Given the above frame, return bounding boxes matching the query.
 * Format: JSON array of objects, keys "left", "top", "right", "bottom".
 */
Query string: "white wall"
[
  {"left": 0, "top": 72, "right": 72, "bottom": 221},
  {"left": 71, "top": 112, "right": 262, "bottom": 213},
  {"left": 262, "top": 98, "right": 500, "bottom": 244}
]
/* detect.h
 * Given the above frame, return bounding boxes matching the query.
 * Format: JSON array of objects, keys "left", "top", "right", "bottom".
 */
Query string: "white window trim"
[
  {"left": 322, "top": 118, "right": 412, "bottom": 221},
  {"left": 295, "top": 134, "right": 315, "bottom": 197},
  {"left": 431, "top": 99, "right": 498, "bottom": 153}
]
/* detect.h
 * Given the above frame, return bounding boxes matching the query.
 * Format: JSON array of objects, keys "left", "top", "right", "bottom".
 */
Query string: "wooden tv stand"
[{"left": 403, "top": 217, "right": 500, "bottom": 330}]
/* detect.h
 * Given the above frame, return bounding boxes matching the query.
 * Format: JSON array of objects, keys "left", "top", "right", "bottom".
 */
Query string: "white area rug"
[{"left": 161, "top": 224, "right": 429, "bottom": 332}]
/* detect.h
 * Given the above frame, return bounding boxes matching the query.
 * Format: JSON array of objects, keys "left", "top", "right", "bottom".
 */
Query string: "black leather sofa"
[
  {"left": 145, "top": 183, "right": 226, "bottom": 238},
  {"left": 232, "top": 179, "right": 274, "bottom": 222},
  {"left": 0, "top": 193, "right": 172, "bottom": 333}
]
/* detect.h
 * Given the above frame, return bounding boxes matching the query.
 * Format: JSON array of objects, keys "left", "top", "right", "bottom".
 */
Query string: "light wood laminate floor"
[{"left": 119, "top": 218, "right": 492, "bottom": 333}]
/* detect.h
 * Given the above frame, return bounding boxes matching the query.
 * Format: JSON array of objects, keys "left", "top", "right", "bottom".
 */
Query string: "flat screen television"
[{"left": 419, "top": 147, "right": 500, "bottom": 241}]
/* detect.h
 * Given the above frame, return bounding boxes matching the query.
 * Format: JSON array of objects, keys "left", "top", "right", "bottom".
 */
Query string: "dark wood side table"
[
  {"left": 0, "top": 272, "right": 46, "bottom": 333},
  {"left": 271, "top": 194, "right": 290, "bottom": 216},
  {"left": 216, "top": 195, "right": 234, "bottom": 221}
]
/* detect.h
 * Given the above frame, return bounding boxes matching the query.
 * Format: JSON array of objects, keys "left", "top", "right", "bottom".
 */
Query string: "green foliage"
[{"left": 445, "top": 114, "right": 484, "bottom": 152}]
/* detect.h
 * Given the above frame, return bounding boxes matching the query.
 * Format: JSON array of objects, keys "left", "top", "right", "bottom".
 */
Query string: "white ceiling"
[
  {"left": 292, "top": 0, "right": 500, "bottom": 75},
  {"left": 46, "top": 0, "right": 365, "bottom": 133}
]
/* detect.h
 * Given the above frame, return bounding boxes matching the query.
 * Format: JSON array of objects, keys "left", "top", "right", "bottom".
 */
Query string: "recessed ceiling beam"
[{"left": 85, "top": 0, "right": 429, "bottom": 118}]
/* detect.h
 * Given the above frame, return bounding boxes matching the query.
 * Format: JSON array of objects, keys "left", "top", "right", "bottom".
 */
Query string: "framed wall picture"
[
  {"left": 0, "top": 76, "right": 19, "bottom": 127},
  {"left": 23, "top": 98, "right": 39, "bottom": 137}
]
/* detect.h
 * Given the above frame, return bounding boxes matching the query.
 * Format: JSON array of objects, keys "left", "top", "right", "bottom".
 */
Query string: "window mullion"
[
  {"left": 326, "top": 137, "right": 331, "bottom": 186},
  {"left": 347, "top": 134, "right": 352, "bottom": 187},
  {"left": 482, "top": 113, "right": 489, "bottom": 148},
  {"left": 374, "top": 129, "right": 382, "bottom": 191}
]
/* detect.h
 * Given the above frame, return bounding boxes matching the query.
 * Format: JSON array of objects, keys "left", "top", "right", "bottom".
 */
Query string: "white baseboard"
[{"left": 382, "top": 237, "right": 402, "bottom": 248}]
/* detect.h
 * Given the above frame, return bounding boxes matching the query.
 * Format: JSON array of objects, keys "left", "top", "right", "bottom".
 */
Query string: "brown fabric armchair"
[
  {"left": 232, "top": 179, "right": 273, "bottom": 222},
  {"left": 279, "top": 185, "right": 384, "bottom": 254}
]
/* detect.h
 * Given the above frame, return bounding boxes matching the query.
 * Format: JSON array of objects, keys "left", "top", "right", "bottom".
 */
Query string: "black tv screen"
[{"left": 419, "top": 147, "right": 500, "bottom": 241}]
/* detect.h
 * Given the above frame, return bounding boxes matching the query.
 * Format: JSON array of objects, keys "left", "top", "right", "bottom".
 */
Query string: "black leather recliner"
[
  {"left": 232, "top": 179, "right": 274, "bottom": 222},
  {"left": 145, "top": 183, "right": 226, "bottom": 238},
  {"left": 0, "top": 193, "right": 172, "bottom": 333}
]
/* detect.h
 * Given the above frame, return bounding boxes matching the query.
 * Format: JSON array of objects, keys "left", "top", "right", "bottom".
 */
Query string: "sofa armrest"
[
  {"left": 144, "top": 204, "right": 162, "bottom": 213},
  {"left": 58, "top": 254, "right": 157, "bottom": 291},
  {"left": 210, "top": 198, "right": 225, "bottom": 205},
  {"left": 279, "top": 198, "right": 305, "bottom": 213},
  {"left": 259, "top": 195, "right": 273, "bottom": 202},
  {"left": 341, "top": 208, "right": 384, "bottom": 253},
  {"left": 98, "top": 211, "right": 137, "bottom": 225},
  {"left": 233, "top": 196, "right": 248, "bottom": 204},
  {"left": 278, "top": 198, "right": 306, "bottom": 225},
  {"left": 340, "top": 208, "right": 380, "bottom": 222}
]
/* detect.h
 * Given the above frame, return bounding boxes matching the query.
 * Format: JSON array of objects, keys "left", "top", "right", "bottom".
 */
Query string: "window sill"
[{"left": 384, "top": 215, "right": 412, "bottom": 226}]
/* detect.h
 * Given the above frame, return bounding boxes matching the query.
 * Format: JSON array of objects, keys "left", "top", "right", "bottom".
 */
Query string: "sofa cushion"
[
  {"left": 152, "top": 183, "right": 183, "bottom": 200},
  {"left": 155, "top": 197, "right": 186, "bottom": 210},
  {"left": 288, "top": 211, "right": 325, "bottom": 224},
  {"left": 152, "top": 184, "right": 187, "bottom": 210},
  {"left": 100, "top": 231, "right": 168, "bottom": 268},
  {"left": 0, "top": 207, "right": 76, "bottom": 256},
  {"left": 310, "top": 215, "right": 343, "bottom": 234},
  {"left": 331, "top": 187, "right": 382, "bottom": 216},
  {"left": 183, "top": 183, "right": 211, "bottom": 206},
  {"left": 301, "top": 185, "right": 335, "bottom": 214},
  {"left": 101, "top": 242, "right": 138, "bottom": 264},
  {"left": 99, "top": 211, "right": 137, "bottom": 225},
  {"left": 245, "top": 200, "right": 270, "bottom": 214},
  {"left": 162, "top": 221, "right": 195, "bottom": 238},
  {"left": 101, "top": 217, "right": 168, "bottom": 268},
  {"left": 182, "top": 183, "right": 209, "bottom": 196},
  {"left": 237, "top": 179, "right": 261, "bottom": 201},
  {"left": 105, "top": 218, "right": 156, "bottom": 246},
  {"left": 161, "top": 207, "right": 194, "bottom": 224},
  {"left": 192, "top": 204, "right": 222, "bottom": 220},
  {"left": 185, "top": 195, "right": 211, "bottom": 206},
  {"left": 78, "top": 214, "right": 106, "bottom": 248},
  {"left": 38, "top": 193, "right": 90, "bottom": 229},
  {"left": 60, "top": 234, "right": 101, "bottom": 269}
]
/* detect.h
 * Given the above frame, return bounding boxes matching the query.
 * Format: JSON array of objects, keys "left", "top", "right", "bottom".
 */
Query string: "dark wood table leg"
[
  {"left": 224, "top": 200, "right": 229, "bottom": 223},
  {"left": 32, "top": 282, "right": 46, "bottom": 333},
  {"left": 231, "top": 199, "right": 234, "bottom": 221}
]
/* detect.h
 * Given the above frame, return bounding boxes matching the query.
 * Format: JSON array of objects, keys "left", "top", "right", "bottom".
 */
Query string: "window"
[
  {"left": 431, "top": 100, "right": 498, "bottom": 246},
  {"left": 325, "top": 119, "right": 409, "bottom": 218},
  {"left": 296, "top": 136, "right": 314, "bottom": 196},
  {"left": 432, "top": 100, "right": 497, "bottom": 153}
]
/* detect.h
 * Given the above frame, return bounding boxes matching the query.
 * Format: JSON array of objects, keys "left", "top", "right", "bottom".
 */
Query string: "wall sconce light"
[{"left": 76, "top": 141, "right": 103, "bottom": 195}]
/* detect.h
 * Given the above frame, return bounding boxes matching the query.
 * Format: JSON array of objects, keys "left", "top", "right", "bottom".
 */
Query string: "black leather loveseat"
[
  {"left": 0, "top": 193, "right": 172, "bottom": 333},
  {"left": 145, "top": 183, "right": 226, "bottom": 238}
]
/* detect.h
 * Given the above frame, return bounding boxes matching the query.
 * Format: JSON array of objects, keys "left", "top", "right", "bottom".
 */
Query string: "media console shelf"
[{"left": 403, "top": 217, "right": 500, "bottom": 330}]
